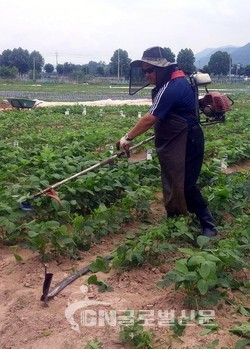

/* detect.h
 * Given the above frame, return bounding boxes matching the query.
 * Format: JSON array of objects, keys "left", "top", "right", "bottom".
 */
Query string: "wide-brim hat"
[{"left": 131, "top": 46, "right": 176, "bottom": 68}]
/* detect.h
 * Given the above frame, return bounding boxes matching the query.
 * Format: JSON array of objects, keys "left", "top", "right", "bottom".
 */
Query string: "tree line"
[{"left": 0, "top": 47, "right": 249, "bottom": 80}]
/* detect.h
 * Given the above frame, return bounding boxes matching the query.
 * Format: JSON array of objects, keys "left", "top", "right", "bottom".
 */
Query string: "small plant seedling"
[
  {"left": 85, "top": 339, "right": 102, "bottom": 349},
  {"left": 119, "top": 313, "right": 154, "bottom": 349},
  {"left": 86, "top": 275, "right": 113, "bottom": 293}
]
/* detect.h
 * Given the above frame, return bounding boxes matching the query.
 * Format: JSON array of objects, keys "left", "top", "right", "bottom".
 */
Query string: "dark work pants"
[{"left": 184, "top": 125, "right": 207, "bottom": 213}]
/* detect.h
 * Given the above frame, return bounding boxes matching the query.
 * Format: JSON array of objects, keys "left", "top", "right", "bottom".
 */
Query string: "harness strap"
[{"left": 170, "top": 70, "right": 186, "bottom": 79}]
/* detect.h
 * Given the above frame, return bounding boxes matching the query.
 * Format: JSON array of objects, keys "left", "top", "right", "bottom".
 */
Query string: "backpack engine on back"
[{"left": 190, "top": 72, "right": 234, "bottom": 125}]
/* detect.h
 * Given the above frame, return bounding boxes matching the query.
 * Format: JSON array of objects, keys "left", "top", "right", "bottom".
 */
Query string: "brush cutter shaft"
[
  {"left": 32, "top": 135, "right": 154, "bottom": 199},
  {"left": 130, "top": 135, "right": 154, "bottom": 151},
  {"left": 33, "top": 155, "right": 118, "bottom": 197}
]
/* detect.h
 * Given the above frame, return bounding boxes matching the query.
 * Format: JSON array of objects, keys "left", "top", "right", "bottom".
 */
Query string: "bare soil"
[
  {"left": 1, "top": 187, "right": 249, "bottom": 349},
  {"left": 0, "top": 99, "right": 12, "bottom": 110},
  {"left": 0, "top": 99, "right": 249, "bottom": 349},
  {"left": 0, "top": 214, "right": 240, "bottom": 349}
]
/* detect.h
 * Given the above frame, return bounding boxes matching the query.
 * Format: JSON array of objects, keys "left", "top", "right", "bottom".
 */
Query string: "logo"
[
  {"left": 65, "top": 286, "right": 216, "bottom": 333},
  {"left": 65, "top": 285, "right": 111, "bottom": 333}
]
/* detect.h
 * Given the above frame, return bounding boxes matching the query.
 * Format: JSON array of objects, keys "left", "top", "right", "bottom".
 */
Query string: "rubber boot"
[
  {"left": 195, "top": 207, "right": 218, "bottom": 237},
  {"left": 167, "top": 211, "right": 175, "bottom": 218}
]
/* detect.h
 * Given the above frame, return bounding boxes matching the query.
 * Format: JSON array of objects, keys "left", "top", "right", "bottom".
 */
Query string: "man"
[{"left": 117, "top": 46, "right": 217, "bottom": 237}]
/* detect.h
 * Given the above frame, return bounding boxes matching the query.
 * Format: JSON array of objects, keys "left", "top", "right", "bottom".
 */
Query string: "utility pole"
[
  {"left": 33, "top": 57, "right": 36, "bottom": 81},
  {"left": 236, "top": 63, "right": 241, "bottom": 80},
  {"left": 229, "top": 55, "right": 232, "bottom": 83},
  {"left": 117, "top": 49, "right": 120, "bottom": 81},
  {"left": 55, "top": 52, "right": 58, "bottom": 66}
]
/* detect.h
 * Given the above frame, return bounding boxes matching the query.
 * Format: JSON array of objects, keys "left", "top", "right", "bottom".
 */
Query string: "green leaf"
[
  {"left": 85, "top": 339, "right": 102, "bottom": 349},
  {"left": 13, "top": 253, "right": 24, "bottom": 263},
  {"left": 197, "top": 279, "right": 209, "bottom": 295},
  {"left": 199, "top": 261, "right": 212, "bottom": 279},
  {"left": 178, "top": 247, "right": 195, "bottom": 255},
  {"left": 200, "top": 328, "right": 218, "bottom": 336},
  {"left": 181, "top": 271, "right": 198, "bottom": 281},
  {"left": 98, "top": 203, "right": 107, "bottom": 211},
  {"left": 234, "top": 338, "right": 250, "bottom": 349},
  {"left": 88, "top": 256, "right": 110, "bottom": 273},
  {"left": 60, "top": 200, "right": 71, "bottom": 211},
  {"left": 243, "top": 280, "right": 250, "bottom": 289},
  {"left": 157, "top": 270, "right": 177, "bottom": 288},
  {"left": 0, "top": 218, "right": 16, "bottom": 232},
  {"left": 230, "top": 323, "right": 250, "bottom": 339},
  {"left": 197, "top": 235, "right": 210, "bottom": 248},
  {"left": 184, "top": 231, "right": 194, "bottom": 240},
  {"left": 86, "top": 275, "right": 113, "bottom": 293},
  {"left": 187, "top": 255, "right": 205, "bottom": 266},
  {"left": 206, "top": 323, "right": 219, "bottom": 330},
  {"left": 237, "top": 305, "right": 250, "bottom": 316},
  {"left": 99, "top": 283, "right": 113, "bottom": 293},
  {"left": 27, "top": 231, "right": 40, "bottom": 237},
  {"left": 86, "top": 274, "right": 99, "bottom": 284},
  {"left": 60, "top": 237, "right": 74, "bottom": 244},
  {"left": 175, "top": 260, "right": 188, "bottom": 274},
  {"left": 126, "top": 233, "right": 135, "bottom": 239},
  {"left": 171, "top": 319, "right": 186, "bottom": 336},
  {"left": 45, "top": 220, "right": 60, "bottom": 228},
  {"left": 206, "top": 339, "right": 219, "bottom": 349}
]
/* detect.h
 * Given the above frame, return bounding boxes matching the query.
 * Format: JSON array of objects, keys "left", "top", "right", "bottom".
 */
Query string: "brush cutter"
[{"left": 20, "top": 135, "right": 155, "bottom": 210}]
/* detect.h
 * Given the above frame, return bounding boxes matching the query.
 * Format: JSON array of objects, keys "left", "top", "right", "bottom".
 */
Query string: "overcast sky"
[{"left": 1, "top": 0, "right": 249, "bottom": 66}]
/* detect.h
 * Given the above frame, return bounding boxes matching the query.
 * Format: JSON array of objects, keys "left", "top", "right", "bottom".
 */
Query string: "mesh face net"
[
  {"left": 129, "top": 65, "right": 150, "bottom": 95},
  {"left": 129, "top": 47, "right": 175, "bottom": 95}
]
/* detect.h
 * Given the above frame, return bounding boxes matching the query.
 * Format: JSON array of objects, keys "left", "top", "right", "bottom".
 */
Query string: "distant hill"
[{"left": 194, "top": 43, "right": 250, "bottom": 68}]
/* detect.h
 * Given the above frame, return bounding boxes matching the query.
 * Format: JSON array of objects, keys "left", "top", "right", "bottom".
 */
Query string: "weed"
[
  {"left": 119, "top": 314, "right": 154, "bottom": 349},
  {"left": 85, "top": 339, "right": 102, "bottom": 349}
]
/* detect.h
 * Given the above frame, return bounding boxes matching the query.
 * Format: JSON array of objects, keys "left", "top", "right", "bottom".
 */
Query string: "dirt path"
[{"left": 0, "top": 98, "right": 151, "bottom": 111}]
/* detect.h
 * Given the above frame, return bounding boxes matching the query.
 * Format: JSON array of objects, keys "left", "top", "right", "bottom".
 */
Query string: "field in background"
[{"left": 0, "top": 80, "right": 249, "bottom": 102}]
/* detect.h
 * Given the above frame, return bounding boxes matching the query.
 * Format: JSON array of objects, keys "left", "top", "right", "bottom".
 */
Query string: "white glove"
[
  {"left": 119, "top": 134, "right": 132, "bottom": 147},
  {"left": 116, "top": 133, "right": 133, "bottom": 157}
]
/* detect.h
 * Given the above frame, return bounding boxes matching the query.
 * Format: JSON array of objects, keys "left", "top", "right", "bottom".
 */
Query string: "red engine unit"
[
  {"left": 201, "top": 92, "right": 232, "bottom": 115},
  {"left": 190, "top": 71, "right": 234, "bottom": 124}
]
